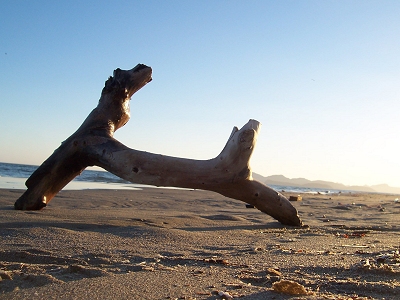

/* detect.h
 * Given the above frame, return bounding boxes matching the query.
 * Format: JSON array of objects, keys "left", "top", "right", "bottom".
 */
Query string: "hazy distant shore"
[
  {"left": 253, "top": 173, "right": 400, "bottom": 195},
  {"left": 1, "top": 188, "right": 399, "bottom": 299}
]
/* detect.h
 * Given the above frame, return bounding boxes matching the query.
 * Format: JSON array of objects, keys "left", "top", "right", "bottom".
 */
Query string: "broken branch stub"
[{"left": 14, "top": 64, "right": 302, "bottom": 226}]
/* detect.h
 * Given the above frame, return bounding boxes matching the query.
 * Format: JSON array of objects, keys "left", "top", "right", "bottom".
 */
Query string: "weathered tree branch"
[{"left": 14, "top": 64, "right": 302, "bottom": 226}]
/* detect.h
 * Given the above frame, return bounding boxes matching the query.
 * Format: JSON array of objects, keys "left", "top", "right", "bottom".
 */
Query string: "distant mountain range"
[{"left": 252, "top": 173, "right": 400, "bottom": 195}]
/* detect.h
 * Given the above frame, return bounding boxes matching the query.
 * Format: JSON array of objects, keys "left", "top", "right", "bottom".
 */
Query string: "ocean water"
[
  {"left": 0, "top": 162, "right": 340, "bottom": 194},
  {"left": 0, "top": 162, "right": 141, "bottom": 190}
]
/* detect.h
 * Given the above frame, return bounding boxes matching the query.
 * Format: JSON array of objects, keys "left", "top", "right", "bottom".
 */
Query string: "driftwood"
[{"left": 14, "top": 64, "right": 302, "bottom": 226}]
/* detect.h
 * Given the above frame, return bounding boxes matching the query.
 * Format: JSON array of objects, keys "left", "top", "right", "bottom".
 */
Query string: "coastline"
[
  {"left": 1, "top": 188, "right": 399, "bottom": 299},
  {"left": 4, "top": 162, "right": 399, "bottom": 195},
  {"left": 0, "top": 176, "right": 143, "bottom": 191},
  {"left": 0, "top": 175, "right": 378, "bottom": 196}
]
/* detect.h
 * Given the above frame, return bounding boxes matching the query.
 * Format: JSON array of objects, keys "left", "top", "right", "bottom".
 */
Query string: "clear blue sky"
[{"left": 1, "top": 1, "right": 399, "bottom": 187}]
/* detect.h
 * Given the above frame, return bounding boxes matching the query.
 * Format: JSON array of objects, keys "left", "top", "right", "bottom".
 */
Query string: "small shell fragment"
[{"left": 218, "top": 290, "right": 233, "bottom": 299}]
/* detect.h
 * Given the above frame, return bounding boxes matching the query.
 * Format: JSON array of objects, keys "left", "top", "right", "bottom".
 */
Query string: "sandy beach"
[{"left": 0, "top": 188, "right": 399, "bottom": 299}]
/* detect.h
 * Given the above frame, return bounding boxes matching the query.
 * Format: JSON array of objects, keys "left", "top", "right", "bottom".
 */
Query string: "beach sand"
[{"left": 0, "top": 188, "right": 399, "bottom": 299}]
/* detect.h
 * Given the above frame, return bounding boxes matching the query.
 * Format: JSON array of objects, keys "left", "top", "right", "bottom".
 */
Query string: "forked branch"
[{"left": 14, "top": 64, "right": 302, "bottom": 226}]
